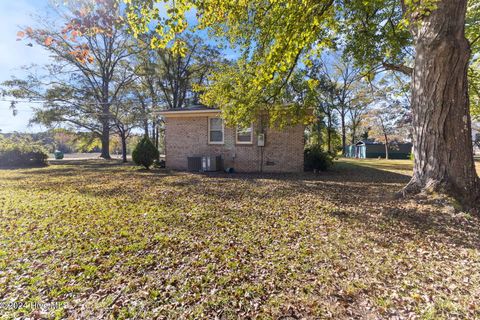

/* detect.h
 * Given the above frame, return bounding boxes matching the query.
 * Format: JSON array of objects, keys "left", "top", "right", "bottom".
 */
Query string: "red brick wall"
[{"left": 164, "top": 116, "right": 305, "bottom": 172}]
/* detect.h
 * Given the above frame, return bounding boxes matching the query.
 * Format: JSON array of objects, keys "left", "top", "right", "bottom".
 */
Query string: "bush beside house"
[
  {"left": 304, "top": 145, "right": 333, "bottom": 172},
  {"left": 132, "top": 136, "right": 159, "bottom": 169}
]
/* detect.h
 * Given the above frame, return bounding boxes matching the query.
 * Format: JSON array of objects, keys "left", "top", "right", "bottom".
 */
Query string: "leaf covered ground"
[{"left": 0, "top": 159, "right": 479, "bottom": 319}]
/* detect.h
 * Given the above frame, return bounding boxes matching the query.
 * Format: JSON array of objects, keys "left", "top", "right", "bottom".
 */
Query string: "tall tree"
[
  {"left": 111, "top": 103, "right": 140, "bottom": 163},
  {"left": 148, "top": 34, "right": 223, "bottom": 110},
  {"left": 131, "top": 40, "right": 162, "bottom": 140},
  {"left": 3, "top": 0, "right": 137, "bottom": 159},
  {"left": 364, "top": 104, "right": 407, "bottom": 159},
  {"left": 348, "top": 98, "right": 370, "bottom": 145},
  {"left": 309, "top": 54, "right": 363, "bottom": 154},
  {"left": 310, "top": 75, "right": 339, "bottom": 153},
  {"left": 400, "top": 1, "right": 477, "bottom": 207},
  {"left": 131, "top": 34, "right": 223, "bottom": 149}
]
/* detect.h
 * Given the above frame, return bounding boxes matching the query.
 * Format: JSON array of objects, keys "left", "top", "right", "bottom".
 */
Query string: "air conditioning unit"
[
  {"left": 187, "top": 156, "right": 202, "bottom": 171},
  {"left": 201, "top": 155, "right": 222, "bottom": 172}
]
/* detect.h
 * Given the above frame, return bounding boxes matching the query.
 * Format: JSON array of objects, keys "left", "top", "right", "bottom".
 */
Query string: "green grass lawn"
[
  {"left": 0, "top": 159, "right": 479, "bottom": 319},
  {"left": 341, "top": 157, "right": 480, "bottom": 175}
]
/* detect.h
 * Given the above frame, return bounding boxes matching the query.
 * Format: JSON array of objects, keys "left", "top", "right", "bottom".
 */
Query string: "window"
[
  {"left": 208, "top": 117, "right": 224, "bottom": 144},
  {"left": 236, "top": 124, "right": 253, "bottom": 144}
]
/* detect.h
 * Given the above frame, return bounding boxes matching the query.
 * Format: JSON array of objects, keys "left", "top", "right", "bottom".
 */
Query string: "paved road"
[
  {"left": 48, "top": 153, "right": 125, "bottom": 160},
  {"left": 48, "top": 153, "right": 165, "bottom": 161}
]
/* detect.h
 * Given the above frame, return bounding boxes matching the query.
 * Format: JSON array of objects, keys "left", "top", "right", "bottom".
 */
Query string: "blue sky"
[
  {"left": 0, "top": 0, "right": 53, "bottom": 133},
  {"left": 0, "top": 1, "right": 238, "bottom": 133}
]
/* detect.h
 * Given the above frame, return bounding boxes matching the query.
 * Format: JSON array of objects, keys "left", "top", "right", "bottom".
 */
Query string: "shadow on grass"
[
  {"left": 189, "top": 173, "right": 479, "bottom": 251},
  {"left": 18, "top": 160, "right": 165, "bottom": 176},
  {"left": 345, "top": 205, "right": 480, "bottom": 251},
  {"left": 193, "top": 164, "right": 480, "bottom": 250},
  {"left": 0, "top": 163, "right": 49, "bottom": 170},
  {"left": 15, "top": 158, "right": 412, "bottom": 183},
  {"left": 8, "top": 158, "right": 408, "bottom": 205},
  {"left": 6, "top": 158, "right": 480, "bottom": 250},
  {"left": 192, "top": 160, "right": 411, "bottom": 185}
]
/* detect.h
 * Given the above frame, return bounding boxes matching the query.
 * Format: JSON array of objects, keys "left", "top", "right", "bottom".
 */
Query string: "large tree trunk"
[
  {"left": 100, "top": 87, "right": 111, "bottom": 159},
  {"left": 403, "top": 0, "right": 479, "bottom": 209},
  {"left": 100, "top": 120, "right": 111, "bottom": 160},
  {"left": 120, "top": 132, "right": 127, "bottom": 163}
]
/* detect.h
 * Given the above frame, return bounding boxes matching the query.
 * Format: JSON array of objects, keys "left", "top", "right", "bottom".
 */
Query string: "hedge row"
[{"left": 0, "top": 138, "right": 48, "bottom": 167}]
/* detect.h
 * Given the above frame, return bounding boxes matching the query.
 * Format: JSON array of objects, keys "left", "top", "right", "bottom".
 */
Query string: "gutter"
[{"left": 156, "top": 109, "right": 221, "bottom": 117}]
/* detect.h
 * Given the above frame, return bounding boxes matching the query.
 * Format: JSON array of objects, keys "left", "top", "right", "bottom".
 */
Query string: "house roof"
[{"left": 157, "top": 104, "right": 221, "bottom": 117}]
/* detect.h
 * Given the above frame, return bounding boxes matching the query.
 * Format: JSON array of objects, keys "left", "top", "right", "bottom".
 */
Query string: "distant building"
[{"left": 345, "top": 140, "right": 413, "bottom": 159}]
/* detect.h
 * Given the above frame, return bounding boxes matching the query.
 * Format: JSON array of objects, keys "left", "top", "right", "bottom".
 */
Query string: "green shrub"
[
  {"left": 132, "top": 136, "right": 159, "bottom": 169},
  {"left": 304, "top": 145, "right": 333, "bottom": 172},
  {"left": 0, "top": 137, "right": 48, "bottom": 167}
]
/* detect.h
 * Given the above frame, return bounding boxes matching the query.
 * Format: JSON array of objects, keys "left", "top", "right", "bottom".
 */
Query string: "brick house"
[{"left": 159, "top": 105, "right": 305, "bottom": 172}]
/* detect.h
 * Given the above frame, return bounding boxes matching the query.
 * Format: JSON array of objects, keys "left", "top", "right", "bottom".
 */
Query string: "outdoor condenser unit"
[
  {"left": 201, "top": 155, "right": 222, "bottom": 172},
  {"left": 187, "top": 156, "right": 202, "bottom": 171}
]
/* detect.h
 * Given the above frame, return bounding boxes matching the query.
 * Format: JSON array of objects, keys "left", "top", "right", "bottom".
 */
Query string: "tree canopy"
[{"left": 124, "top": 0, "right": 479, "bottom": 123}]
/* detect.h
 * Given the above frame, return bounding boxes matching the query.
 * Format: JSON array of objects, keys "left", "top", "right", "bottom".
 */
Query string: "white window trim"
[
  {"left": 236, "top": 124, "right": 254, "bottom": 144},
  {"left": 208, "top": 117, "right": 224, "bottom": 144}
]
